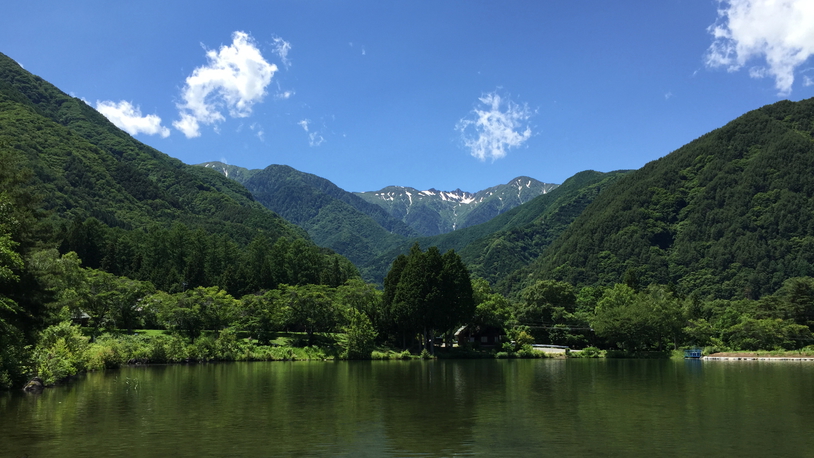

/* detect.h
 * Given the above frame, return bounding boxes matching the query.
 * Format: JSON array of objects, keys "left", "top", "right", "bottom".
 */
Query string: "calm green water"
[{"left": 2, "top": 359, "right": 813, "bottom": 457}]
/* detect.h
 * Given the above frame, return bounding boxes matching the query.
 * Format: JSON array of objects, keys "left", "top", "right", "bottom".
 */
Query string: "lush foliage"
[{"left": 525, "top": 99, "right": 814, "bottom": 301}]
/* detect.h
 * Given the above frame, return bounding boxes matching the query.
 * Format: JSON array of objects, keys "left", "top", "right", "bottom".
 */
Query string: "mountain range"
[
  {"left": 199, "top": 161, "right": 561, "bottom": 281},
  {"left": 353, "top": 177, "right": 558, "bottom": 236}
]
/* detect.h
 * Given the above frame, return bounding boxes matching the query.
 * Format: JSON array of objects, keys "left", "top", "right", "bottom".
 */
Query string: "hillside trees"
[
  {"left": 57, "top": 219, "right": 358, "bottom": 296},
  {"left": 515, "top": 99, "right": 814, "bottom": 301}
]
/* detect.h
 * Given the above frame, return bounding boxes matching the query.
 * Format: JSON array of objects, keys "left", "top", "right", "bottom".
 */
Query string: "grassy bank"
[{"left": 26, "top": 323, "right": 552, "bottom": 387}]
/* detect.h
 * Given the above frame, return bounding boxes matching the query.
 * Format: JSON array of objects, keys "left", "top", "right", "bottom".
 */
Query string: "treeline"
[
  {"left": 9, "top": 245, "right": 482, "bottom": 386},
  {"left": 58, "top": 217, "right": 357, "bottom": 295},
  {"left": 512, "top": 277, "right": 814, "bottom": 352}
]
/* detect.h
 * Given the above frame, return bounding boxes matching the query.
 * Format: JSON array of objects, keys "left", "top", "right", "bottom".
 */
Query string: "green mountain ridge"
[
  {"left": 0, "top": 51, "right": 355, "bottom": 295},
  {"left": 524, "top": 97, "right": 814, "bottom": 300},
  {"left": 198, "top": 162, "right": 420, "bottom": 281},
  {"left": 0, "top": 54, "right": 301, "bottom": 243}
]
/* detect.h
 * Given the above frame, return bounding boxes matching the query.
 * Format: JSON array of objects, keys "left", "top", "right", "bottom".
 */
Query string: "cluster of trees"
[
  {"left": 512, "top": 277, "right": 814, "bottom": 352},
  {"left": 381, "top": 244, "right": 474, "bottom": 353}
]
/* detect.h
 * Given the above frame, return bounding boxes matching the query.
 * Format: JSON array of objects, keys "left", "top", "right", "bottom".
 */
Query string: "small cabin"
[{"left": 454, "top": 325, "right": 503, "bottom": 347}]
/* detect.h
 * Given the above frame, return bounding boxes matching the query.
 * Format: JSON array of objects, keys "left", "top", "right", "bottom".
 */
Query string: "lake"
[{"left": 2, "top": 358, "right": 813, "bottom": 457}]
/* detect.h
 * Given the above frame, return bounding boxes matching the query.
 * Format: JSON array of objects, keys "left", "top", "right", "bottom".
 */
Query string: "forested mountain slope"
[
  {"left": 523, "top": 98, "right": 814, "bottom": 300},
  {"left": 0, "top": 53, "right": 300, "bottom": 241},
  {"left": 363, "top": 170, "right": 628, "bottom": 284},
  {"left": 0, "top": 52, "right": 355, "bottom": 294},
  {"left": 461, "top": 170, "right": 629, "bottom": 287},
  {"left": 354, "top": 178, "right": 558, "bottom": 236},
  {"left": 198, "top": 162, "right": 419, "bottom": 279}
]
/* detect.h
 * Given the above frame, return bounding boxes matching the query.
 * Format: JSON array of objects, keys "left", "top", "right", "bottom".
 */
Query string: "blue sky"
[{"left": 3, "top": 1, "right": 814, "bottom": 192}]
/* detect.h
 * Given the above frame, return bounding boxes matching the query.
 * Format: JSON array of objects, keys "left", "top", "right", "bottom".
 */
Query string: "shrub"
[
  {"left": 189, "top": 336, "right": 217, "bottom": 361},
  {"left": 573, "top": 346, "right": 603, "bottom": 358},
  {"left": 87, "top": 338, "right": 124, "bottom": 370},
  {"left": 32, "top": 321, "right": 90, "bottom": 385},
  {"left": 215, "top": 328, "right": 241, "bottom": 360},
  {"left": 516, "top": 345, "right": 546, "bottom": 358}
]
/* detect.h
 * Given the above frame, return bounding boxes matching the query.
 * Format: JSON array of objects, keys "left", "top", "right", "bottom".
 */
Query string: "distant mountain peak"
[{"left": 355, "top": 177, "right": 559, "bottom": 236}]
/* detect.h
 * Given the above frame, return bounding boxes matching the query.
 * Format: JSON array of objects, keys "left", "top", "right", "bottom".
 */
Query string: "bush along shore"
[{"left": 22, "top": 322, "right": 554, "bottom": 390}]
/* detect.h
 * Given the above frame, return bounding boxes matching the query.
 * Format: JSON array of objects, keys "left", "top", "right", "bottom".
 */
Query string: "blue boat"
[{"left": 684, "top": 348, "right": 703, "bottom": 359}]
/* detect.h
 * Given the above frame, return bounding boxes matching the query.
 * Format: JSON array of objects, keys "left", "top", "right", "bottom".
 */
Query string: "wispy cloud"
[
  {"left": 298, "top": 119, "right": 325, "bottom": 147},
  {"left": 272, "top": 36, "right": 292, "bottom": 69},
  {"left": 456, "top": 91, "right": 534, "bottom": 161},
  {"left": 706, "top": 0, "right": 814, "bottom": 96},
  {"left": 349, "top": 42, "right": 366, "bottom": 56},
  {"left": 174, "top": 31, "right": 278, "bottom": 138},
  {"left": 96, "top": 100, "right": 170, "bottom": 137},
  {"left": 804, "top": 76, "right": 814, "bottom": 87},
  {"left": 274, "top": 81, "right": 295, "bottom": 100},
  {"left": 250, "top": 122, "right": 265, "bottom": 141}
]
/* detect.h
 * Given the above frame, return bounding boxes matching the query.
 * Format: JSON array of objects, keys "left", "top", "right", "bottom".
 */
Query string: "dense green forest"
[{"left": 521, "top": 98, "right": 814, "bottom": 300}]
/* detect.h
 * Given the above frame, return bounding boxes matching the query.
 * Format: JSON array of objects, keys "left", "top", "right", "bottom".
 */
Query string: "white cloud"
[
  {"left": 456, "top": 91, "right": 534, "bottom": 161},
  {"left": 272, "top": 36, "right": 292, "bottom": 69},
  {"left": 174, "top": 31, "right": 278, "bottom": 138},
  {"left": 298, "top": 119, "right": 325, "bottom": 147},
  {"left": 664, "top": 91, "right": 673, "bottom": 100},
  {"left": 805, "top": 75, "right": 814, "bottom": 87},
  {"left": 96, "top": 100, "right": 170, "bottom": 137},
  {"left": 706, "top": 0, "right": 814, "bottom": 96}
]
